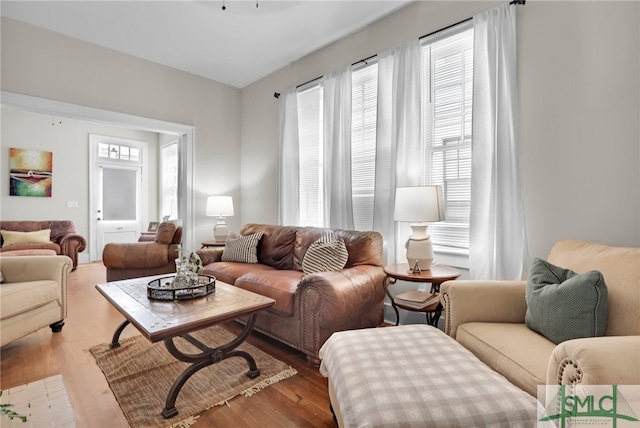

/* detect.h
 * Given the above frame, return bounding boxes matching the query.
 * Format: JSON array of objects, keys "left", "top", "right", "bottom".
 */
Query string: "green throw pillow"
[{"left": 525, "top": 258, "right": 607, "bottom": 344}]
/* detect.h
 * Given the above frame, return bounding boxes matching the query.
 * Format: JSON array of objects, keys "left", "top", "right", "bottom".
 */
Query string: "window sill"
[{"left": 433, "top": 248, "right": 469, "bottom": 270}]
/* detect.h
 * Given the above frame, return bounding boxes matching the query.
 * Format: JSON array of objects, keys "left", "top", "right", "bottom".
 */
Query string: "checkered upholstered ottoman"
[{"left": 319, "top": 324, "right": 545, "bottom": 427}]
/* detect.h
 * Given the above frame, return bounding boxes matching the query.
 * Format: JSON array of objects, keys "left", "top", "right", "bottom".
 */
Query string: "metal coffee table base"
[{"left": 109, "top": 313, "right": 261, "bottom": 419}]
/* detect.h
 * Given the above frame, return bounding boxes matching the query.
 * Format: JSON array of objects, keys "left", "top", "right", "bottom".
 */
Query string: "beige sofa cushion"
[
  {"left": 456, "top": 322, "right": 556, "bottom": 396},
  {"left": 1, "top": 280, "right": 60, "bottom": 319}
]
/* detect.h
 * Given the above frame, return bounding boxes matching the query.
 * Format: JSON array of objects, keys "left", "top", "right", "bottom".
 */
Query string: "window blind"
[
  {"left": 297, "top": 85, "right": 324, "bottom": 227},
  {"left": 420, "top": 25, "right": 474, "bottom": 253},
  {"left": 351, "top": 62, "right": 378, "bottom": 231}
]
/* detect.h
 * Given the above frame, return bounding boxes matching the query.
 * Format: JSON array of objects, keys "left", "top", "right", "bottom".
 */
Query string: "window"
[
  {"left": 98, "top": 142, "right": 140, "bottom": 162},
  {"left": 293, "top": 23, "right": 473, "bottom": 254},
  {"left": 297, "top": 85, "right": 324, "bottom": 227},
  {"left": 421, "top": 26, "right": 474, "bottom": 254},
  {"left": 160, "top": 142, "right": 179, "bottom": 220},
  {"left": 351, "top": 63, "right": 378, "bottom": 231}
]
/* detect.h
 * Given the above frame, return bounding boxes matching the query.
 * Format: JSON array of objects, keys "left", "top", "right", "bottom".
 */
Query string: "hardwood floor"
[{"left": 0, "top": 262, "right": 336, "bottom": 427}]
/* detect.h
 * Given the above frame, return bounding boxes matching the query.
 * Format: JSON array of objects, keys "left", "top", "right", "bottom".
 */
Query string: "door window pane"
[{"left": 103, "top": 168, "right": 136, "bottom": 220}]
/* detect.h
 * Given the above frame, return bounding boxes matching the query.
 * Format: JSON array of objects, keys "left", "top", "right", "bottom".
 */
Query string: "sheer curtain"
[
  {"left": 277, "top": 88, "right": 300, "bottom": 226},
  {"left": 469, "top": 2, "right": 529, "bottom": 280},
  {"left": 373, "top": 39, "right": 422, "bottom": 263},
  {"left": 322, "top": 66, "right": 354, "bottom": 230}
]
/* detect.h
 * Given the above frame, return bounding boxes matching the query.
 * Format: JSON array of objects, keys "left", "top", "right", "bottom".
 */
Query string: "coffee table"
[{"left": 96, "top": 275, "right": 275, "bottom": 419}]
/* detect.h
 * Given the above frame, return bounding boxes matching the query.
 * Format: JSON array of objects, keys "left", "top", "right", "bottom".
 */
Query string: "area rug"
[
  {"left": 0, "top": 374, "right": 75, "bottom": 428},
  {"left": 89, "top": 325, "right": 297, "bottom": 428}
]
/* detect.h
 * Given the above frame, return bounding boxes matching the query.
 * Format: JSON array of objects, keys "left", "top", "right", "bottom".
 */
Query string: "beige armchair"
[
  {"left": 441, "top": 240, "right": 640, "bottom": 396},
  {"left": 0, "top": 255, "right": 72, "bottom": 347}
]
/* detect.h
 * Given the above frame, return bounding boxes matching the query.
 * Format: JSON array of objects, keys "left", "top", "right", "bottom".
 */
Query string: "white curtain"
[
  {"left": 277, "top": 88, "right": 300, "bottom": 226},
  {"left": 373, "top": 39, "right": 422, "bottom": 264},
  {"left": 469, "top": 3, "right": 529, "bottom": 280},
  {"left": 322, "top": 66, "right": 354, "bottom": 230}
]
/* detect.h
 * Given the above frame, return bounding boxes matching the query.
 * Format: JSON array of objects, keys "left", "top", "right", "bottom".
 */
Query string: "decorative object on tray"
[
  {"left": 147, "top": 274, "right": 216, "bottom": 301},
  {"left": 147, "top": 247, "right": 214, "bottom": 300}
]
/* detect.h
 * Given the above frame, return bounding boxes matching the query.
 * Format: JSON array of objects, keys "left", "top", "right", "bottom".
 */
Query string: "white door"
[
  {"left": 96, "top": 164, "right": 141, "bottom": 253},
  {"left": 90, "top": 135, "right": 148, "bottom": 261}
]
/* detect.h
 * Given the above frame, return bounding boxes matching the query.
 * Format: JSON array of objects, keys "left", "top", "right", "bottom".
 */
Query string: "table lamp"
[
  {"left": 394, "top": 186, "right": 445, "bottom": 273},
  {"left": 206, "top": 195, "right": 234, "bottom": 242}
]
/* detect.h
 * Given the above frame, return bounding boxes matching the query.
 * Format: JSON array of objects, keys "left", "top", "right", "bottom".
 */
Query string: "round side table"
[{"left": 383, "top": 263, "right": 460, "bottom": 326}]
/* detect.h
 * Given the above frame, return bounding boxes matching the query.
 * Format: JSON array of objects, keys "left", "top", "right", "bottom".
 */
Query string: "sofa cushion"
[
  {"left": 456, "top": 322, "right": 555, "bottom": 397},
  {"left": 240, "top": 224, "right": 297, "bottom": 270},
  {"left": 525, "top": 258, "right": 608, "bottom": 344},
  {"left": 1, "top": 229, "right": 51, "bottom": 247},
  {"left": 222, "top": 231, "right": 264, "bottom": 263},
  {"left": 202, "top": 262, "right": 275, "bottom": 285},
  {"left": 0, "top": 280, "right": 60, "bottom": 320},
  {"left": 302, "top": 234, "right": 349, "bottom": 275},
  {"left": 235, "top": 270, "right": 304, "bottom": 316},
  {"left": 155, "top": 221, "right": 178, "bottom": 244}
]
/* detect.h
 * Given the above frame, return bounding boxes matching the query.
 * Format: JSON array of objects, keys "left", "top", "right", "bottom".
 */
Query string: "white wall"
[
  {"left": 1, "top": 16, "right": 242, "bottom": 251},
  {"left": 240, "top": 1, "right": 640, "bottom": 261}
]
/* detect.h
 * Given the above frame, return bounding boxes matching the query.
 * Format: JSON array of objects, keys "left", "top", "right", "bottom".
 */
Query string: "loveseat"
[
  {"left": 102, "top": 219, "right": 182, "bottom": 281},
  {"left": 198, "top": 223, "right": 386, "bottom": 365},
  {"left": 0, "top": 255, "right": 72, "bottom": 347},
  {"left": 0, "top": 220, "right": 86, "bottom": 270},
  {"left": 440, "top": 240, "right": 640, "bottom": 397}
]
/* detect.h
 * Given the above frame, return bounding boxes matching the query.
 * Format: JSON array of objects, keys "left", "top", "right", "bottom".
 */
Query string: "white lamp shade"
[
  {"left": 394, "top": 186, "right": 445, "bottom": 223},
  {"left": 206, "top": 196, "right": 234, "bottom": 217}
]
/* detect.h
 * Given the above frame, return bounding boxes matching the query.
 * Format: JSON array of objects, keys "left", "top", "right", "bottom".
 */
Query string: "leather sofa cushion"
[
  {"left": 240, "top": 224, "right": 297, "bottom": 270},
  {"left": 235, "top": 270, "right": 304, "bottom": 316},
  {"left": 202, "top": 262, "right": 276, "bottom": 286},
  {"left": 1, "top": 280, "right": 60, "bottom": 319},
  {"left": 155, "top": 220, "right": 180, "bottom": 244},
  {"left": 0, "top": 220, "right": 77, "bottom": 245},
  {"left": 102, "top": 242, "right": 169, "bottom": 268},
  {"left": 0, "top": 242, "right": 60, "bottom": 254},
  {"left": 456, "top": 322, "right": 556, "bottom": 396}
]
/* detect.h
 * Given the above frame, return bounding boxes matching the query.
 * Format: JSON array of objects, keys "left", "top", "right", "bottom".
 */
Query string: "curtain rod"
[{"left": 274, "top": 0, "right": 525, "bottom": 99}]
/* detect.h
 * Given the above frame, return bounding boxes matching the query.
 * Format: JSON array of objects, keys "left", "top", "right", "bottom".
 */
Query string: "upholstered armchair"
[
  {"left": 441, "top": 240, "right": 640, "bottom": 396},
  {"left": 102, "top": 220, "right": 182, "bottom": 281},
  {"left": 1, "top": 255, "right": 72, "bottom": 347}
]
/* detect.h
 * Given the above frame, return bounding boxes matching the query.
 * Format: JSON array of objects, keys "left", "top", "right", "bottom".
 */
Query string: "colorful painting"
[{"left": 9, "top": 148, "right": 53, "bottom": 197}]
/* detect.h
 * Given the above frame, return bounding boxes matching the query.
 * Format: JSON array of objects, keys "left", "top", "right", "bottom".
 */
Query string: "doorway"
[
  {"left": 0, "top": 91, "right": 196, "bottom": 261},
  {"left": 89, "top": 134, "right": 148, "bottom": 260}
]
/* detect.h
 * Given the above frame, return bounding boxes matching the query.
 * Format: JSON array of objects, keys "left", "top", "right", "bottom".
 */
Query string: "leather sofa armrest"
[
  {"left": 103, "top": 242, "right": 169, "bottom": 269},
  {"left": 546, "top": 336, "right": 640, "bottom": 386},
  {"left": 298, "top": 265, "right": 386, "bottom": 327},
  {"left": 440, "top": 280, "right": 527, "bottom": 339},
  {"left": 196, "top": 248, "right": 224, "bottom": 266},
  {"left": 59, "top": 233, "right": 87, "bottom": 269},
  {"left": 0, "top": 255, "right": 72, "bottom": 283}
]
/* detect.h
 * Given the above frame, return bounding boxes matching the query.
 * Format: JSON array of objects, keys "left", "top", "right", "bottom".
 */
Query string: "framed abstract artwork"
[{"left": 9, "top": 147, "right": 53, "bottom": 197}]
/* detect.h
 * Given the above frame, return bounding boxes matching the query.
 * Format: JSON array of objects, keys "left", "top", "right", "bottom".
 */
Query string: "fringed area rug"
[{"left": 89, "top": 325, "right": 297, "bottom": 428}]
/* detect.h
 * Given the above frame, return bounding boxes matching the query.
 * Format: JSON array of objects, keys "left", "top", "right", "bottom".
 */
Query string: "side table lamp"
[
  {"left": 394, "top": 186, "right": 445, "bottom": 273},
  {"left": 206, "top": 195, "right": 234, "bottom": 242}
]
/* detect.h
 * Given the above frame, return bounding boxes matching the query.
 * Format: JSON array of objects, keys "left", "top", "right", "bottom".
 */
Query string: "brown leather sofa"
[
  {"left": 0, "top": 220, "right": 86, "bottom": 270},
  {"left": 198, "top": 223, "right": 386, "bottom": 366},
  {"left": 102, "top": 220, "right": 182, "bottom": 281}
]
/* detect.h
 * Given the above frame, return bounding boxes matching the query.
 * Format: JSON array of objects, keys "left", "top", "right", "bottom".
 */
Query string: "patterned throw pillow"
[
  {"left": 221, "top": 231, "right": 264, "bottom": 264},
  {"left": 525, "top": 258, "right": 608, "bottom": 344},
  {"left": 302, "top": 234, "right": 349, "bottom": 275}
]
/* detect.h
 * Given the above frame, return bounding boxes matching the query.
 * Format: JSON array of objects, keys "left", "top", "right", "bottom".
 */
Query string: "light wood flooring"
[{"left": 0, "top": 262, "right": 336, "bottom": 427}]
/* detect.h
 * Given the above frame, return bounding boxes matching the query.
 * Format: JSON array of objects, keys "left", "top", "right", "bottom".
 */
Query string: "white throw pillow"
[
  {"left": 302, "top": 233, "right": 349, "bottom": 275},
  {"left": 221, "top": 231, "right": 264, "bottom": 264},
  {"left": 1, "top": 229, "right": 52, "bottom": 247}
]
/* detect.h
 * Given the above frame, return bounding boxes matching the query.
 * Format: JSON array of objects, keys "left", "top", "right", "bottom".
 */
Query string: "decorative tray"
[{"left": 147, "top": 274, "right": 216, "bottom": 301}]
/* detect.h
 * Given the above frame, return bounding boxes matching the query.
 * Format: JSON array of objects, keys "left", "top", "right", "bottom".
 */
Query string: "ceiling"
[{"left": 1, "top": 0, "right": 414, "bottom": 89}]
